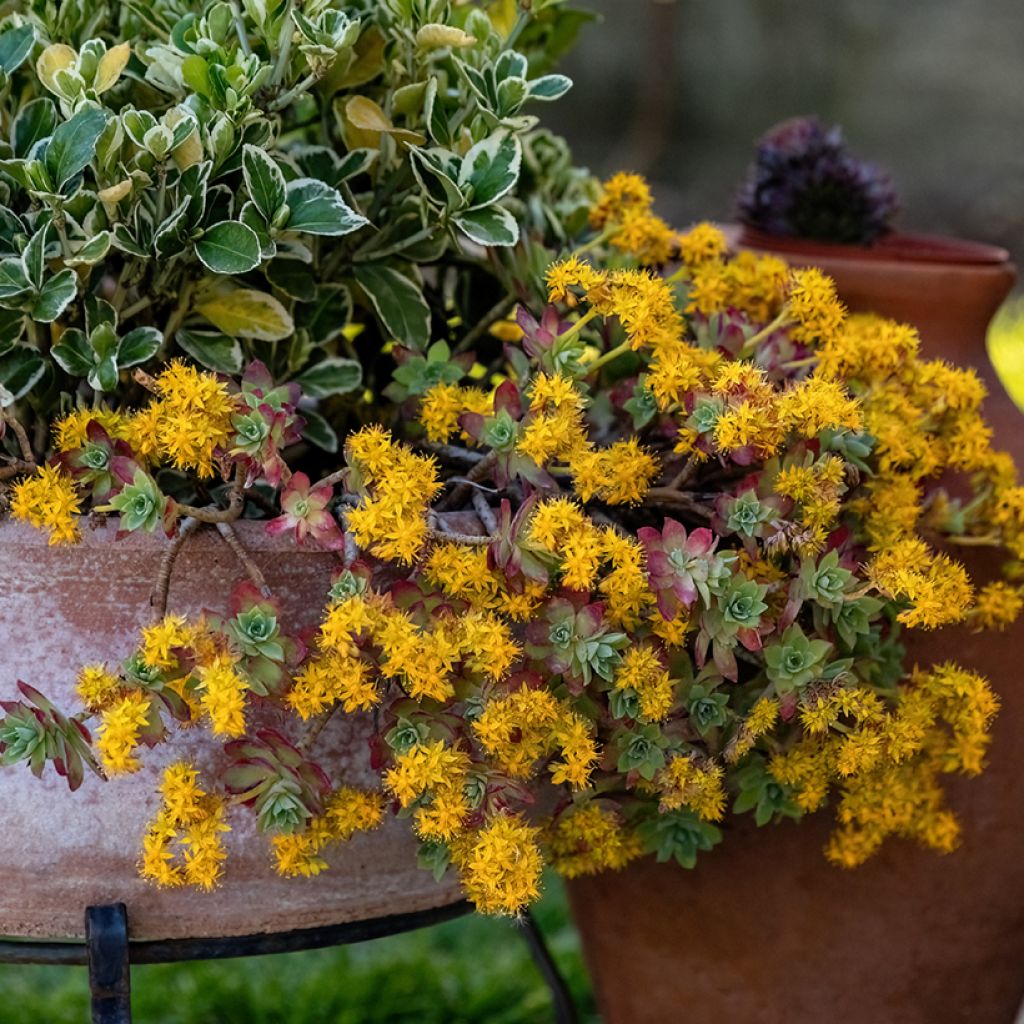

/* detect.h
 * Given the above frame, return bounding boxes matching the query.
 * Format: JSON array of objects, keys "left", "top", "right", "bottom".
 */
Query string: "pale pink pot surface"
[{"left": 0, "top": 520, "right": 462, "bottom": 941}]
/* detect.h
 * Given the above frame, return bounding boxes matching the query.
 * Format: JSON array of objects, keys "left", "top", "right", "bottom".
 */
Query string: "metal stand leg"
[
  {"left": 519, "top": 911, "right": 578, "bottom": 1024},
  {"left": 86, "top": 904, "right": 132, "bottom": 1024}
]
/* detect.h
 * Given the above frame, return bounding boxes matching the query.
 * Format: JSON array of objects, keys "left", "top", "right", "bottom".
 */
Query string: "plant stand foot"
[
  {"left": 519, "top": 910, "right": 578, "bottom": 1024},
  {"left": 86, "top": 904, "right": 132, "bottom": 1024}
]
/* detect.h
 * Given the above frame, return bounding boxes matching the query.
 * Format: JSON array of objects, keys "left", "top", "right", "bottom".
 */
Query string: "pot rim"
[{"left": 735, "top": 223, "right": 1011, "bottom": 267}]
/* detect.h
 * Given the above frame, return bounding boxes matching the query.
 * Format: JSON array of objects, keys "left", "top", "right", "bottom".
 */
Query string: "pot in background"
[{"left": 568, "top": 229, "right": 1024, "bottom": 1024}]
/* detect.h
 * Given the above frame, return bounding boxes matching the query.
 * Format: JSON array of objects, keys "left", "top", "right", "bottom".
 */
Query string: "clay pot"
[
  {"left": 733, "top": 223, "right": 1017, "bottom": 370},
  {"left": 0, "top": 521, "right": 462, "bottom": 941},
  {"left": 569, "top": 231, "right": 1024, "bottom": 1023}
]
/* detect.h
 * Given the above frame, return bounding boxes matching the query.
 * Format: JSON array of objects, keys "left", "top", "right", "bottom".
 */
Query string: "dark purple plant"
[{"left": 736, "top": 116, "right": 898, "bottom": 245}]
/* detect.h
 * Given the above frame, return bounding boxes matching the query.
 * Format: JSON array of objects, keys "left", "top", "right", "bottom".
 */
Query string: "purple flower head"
[{"left": 736, "top": 115, "right": 898, "bottom": 245}]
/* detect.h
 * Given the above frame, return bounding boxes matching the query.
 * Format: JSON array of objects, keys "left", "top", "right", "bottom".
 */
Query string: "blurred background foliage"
[
  {"left": 546, "top": 0, "right": 1024, "bottom": 261},
  {"left": 0, "top": 878, "right": 598, "bottom": 1024},
  {"left": 544, "top": 0, "right": 1024, "bottom": 403}
]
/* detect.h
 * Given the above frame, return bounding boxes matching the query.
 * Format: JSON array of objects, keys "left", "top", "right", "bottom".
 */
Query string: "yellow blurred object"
[{"left": 987, "top": 296, "right": 1024, "bottom": 411}]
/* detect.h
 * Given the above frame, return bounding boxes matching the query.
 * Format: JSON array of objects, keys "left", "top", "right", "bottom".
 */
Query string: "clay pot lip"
[
  {"left": 0, "top": 517, "right": 293, "bottom": 554},
  {"left": 734, "top": 222, "right": 1011, "bottom": 267}
]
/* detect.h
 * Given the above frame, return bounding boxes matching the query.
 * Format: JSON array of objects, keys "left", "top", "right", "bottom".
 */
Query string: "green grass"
[{"left": 0, "top": 876, "right": 597, "bottom": 1024}]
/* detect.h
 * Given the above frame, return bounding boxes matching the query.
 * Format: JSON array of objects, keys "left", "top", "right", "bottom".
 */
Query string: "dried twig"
[
  {"left": 471, "top": 491, "right": 498, "bottom": 534},
  {"left": 644, "top": 487, "right": 715, "bottom": 518},
  {"left": 215, "top": 521, "right": 272, "bottom": 596},
  {"left": 298, "top": 705, "right": 338, "bottom": 754},
  {"left": 151, "top": 517, "right": 201, "bottom": 617},
  {"left": 175, "top": 466, "right": 247, "bottom": 523},
  {"left": 0, "top": 459, "right": 35, "bottom": 481},
  {"left": 436, "top": 453, "right": 496, "bottom": 511},
  {"left": 2, "top": 410, "right": 35, "bottom": 465}
]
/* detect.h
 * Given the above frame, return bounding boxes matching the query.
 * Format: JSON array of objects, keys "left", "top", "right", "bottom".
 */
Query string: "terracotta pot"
[
  {"left": 569, "top": 231, "right": 1024, "bottom": 1023},
  {"left": 732, "top": 223, "right": 1017, "bottom": 372},
  {"left": 0, "top": 521, "right": 462, "bottom": 941}
]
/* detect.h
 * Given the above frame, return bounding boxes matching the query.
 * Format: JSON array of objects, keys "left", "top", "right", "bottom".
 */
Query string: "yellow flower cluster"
[
  {"left": 9, "top": 464, "right": 82, "bottom": 545},
  {"left": 590, "top": 172, "right": 678, "bottom": 265},
  {"left": 141, "top": 615, "right": 194, "bottom": 670},
  {"left": 527, "top": 498, "right": 652, "bottom": 626},
  {"left": 383, "top": 739, "right": 473, "bottom": 841},
  {"left": 272, "top": 787, "right": 385, "bottom": 878},
  {"left": 658, "top": 755, "right": 726, "bottom": 821},
  {"left": 95, "top": 691, "right": 151, "bottom": 775},
  {"left": 151, "top": 360, "right": 236, "bottom": 477},
  {"left": 196, "top": 655, "right": 249, "bottom": 737},
  {"left": 688, "top": 250, "right": 789, "bottom": 323},
  {"left": 785, "top": 268, "right": 846, "bottom": 345},
  {"left": 677, "top": 222, "right": 730, "bottom": 270},
  {"left": 76, "top": 664, "right": 122, "bottom": 711},
  {"left": 419, "top": 382, "right": 493, "bottom": 443},
  {"left": 473, "top": 686, "right": 599, "bottom": 789},
  {"left": 762, "top": 664, "right": 997, "bottom": 864},
  {"left": 546, "top": 804, "right": 644, "bottom": 878},
  {"left": 140, "top": 762, "right": 229, "bottom": 890},
  {"left": 868, "top": 537, "right": 973, "bottom": 629},
  {"left": 614, "top": 646, "right": 674, "bottom": 722},
  {"left": 450, "top": 814, "right": 543, "bottom": 916},
  {"left": 569, "top": 437, "right": 659, "bottom": 505},
  {"left": 345, "top": 426, "right": 441, "bottom": 564}
]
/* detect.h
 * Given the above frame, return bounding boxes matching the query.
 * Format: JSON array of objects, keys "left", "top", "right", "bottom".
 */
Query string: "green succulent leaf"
[
  {"left": 51, "top": 328, "right": 94, "bottom": 377},
  {"left": 528, "top": 74, "right": 573, "bottom": 101},
  {"left": 117, "top": 327, "right": 163, "bottom": 368},
  {"left": 0, "top": 25, "right": 34, "bottom": 75},
  {"left": 0, "top": 347, "right": 45, "bottom": 400},
  {"left": 44, "top": 106, "right": 108, "bottom": 193},
  {"left": 459, "top": 133, "right": 522, "bottom": 208},
  {"left": 301, "top": 409, "right": 339, "bottom": 453},
  {"left": 12, "top": 97, "right": 56, "bottom": 158}
]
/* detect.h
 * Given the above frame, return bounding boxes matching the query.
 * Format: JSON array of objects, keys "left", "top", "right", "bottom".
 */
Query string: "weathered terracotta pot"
[
  {"left": 569, "top": 232, "right": 1024, "bottom": 1023},
  {"left": 733, "top": 223, "right": 1017, "bottom": 362},
  {"left": 0, "top": 521, "right": 462, "bottom": 941}
]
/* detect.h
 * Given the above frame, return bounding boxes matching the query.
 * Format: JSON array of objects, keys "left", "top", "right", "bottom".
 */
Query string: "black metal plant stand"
[{"left": 0, "top": 901, "right": 579, "bottom": 1024}]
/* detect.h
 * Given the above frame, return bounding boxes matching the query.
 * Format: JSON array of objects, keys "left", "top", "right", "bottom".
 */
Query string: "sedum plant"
[
  {"left": 1, "top": 8, "right": 1022, "bottom": 918},
  {"left": 736, "top": 115, "right": 899, "bottom": 245}
]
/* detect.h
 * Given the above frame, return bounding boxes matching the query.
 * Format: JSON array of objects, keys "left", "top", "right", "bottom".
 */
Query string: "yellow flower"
[
  {"left": 786, "top": 268, "right": 846, "bottom": 346},
  {"left": 658, "top": 756, "right": 726, "bottom": 821},
  {"left": 9, "top": 464, "right": 82, "bottom": 544},
  {"left": 152, "top": 360, "right": 236, "bottom": 477},
  {"left": 197, "top": 655, "right": 248, "bottom": 737},
  {"left": 676, "top": 222, "right": 728, "bottom": 269},
  {"left": 96, "top": 691, "right": 151, "bottom": 774},
  {"left": 569, "top": 438, "right": 659, "bottom": 505},
  {"left": 141, "top": 615, "right": 192, "bottom": 670},
  {"left": 589, "top": 172, "right": 653, "bottom": 229},
  {"left": 53, "top": 407, "right": 127, "bottom": 452},
  {"left": 547, "top": 804, "right": 643, "bottom": 878},
  {"left": 345, "top": 427, "right": 440, "bottom": 564},
  {"left": 451, "top": 814, "right": 543, "bottom": 915},
  {"left": 970, "top": 581, "right": 1023, "bottom": 632},
  {"left": 76, "top": 664, "right": 122, "bottom": 711}
]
